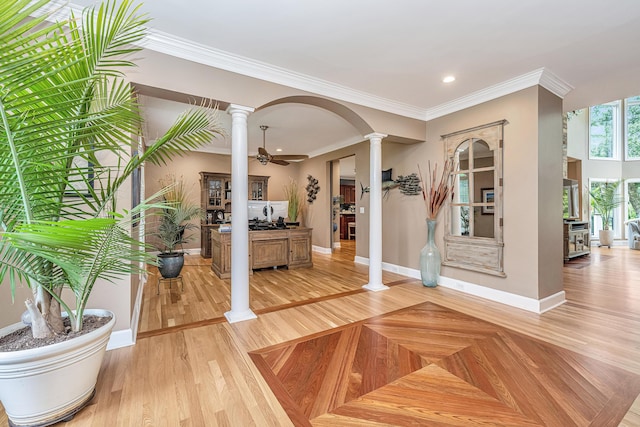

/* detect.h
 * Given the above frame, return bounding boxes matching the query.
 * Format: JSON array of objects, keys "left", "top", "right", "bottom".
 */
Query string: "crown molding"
[
  {"left": 41, "top": 2, "right": 574, "bottom": 124},
  {"left": 425, "top": 68, "right": 574, "bottom": 121},
  {"left": 144, "top": 29, "right": 426, "bottom": 120}
]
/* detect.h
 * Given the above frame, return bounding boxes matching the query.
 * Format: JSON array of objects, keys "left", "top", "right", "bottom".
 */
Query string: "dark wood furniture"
[
  {"left": 340, "top": 214, "right": 355, "bottom": 240},
  {"left": 199, "top": 172, "right": 269, "bottom": 257},
  {"left": 340, "top": 184, "right": 356, "bottom": 204},
  {"left": 210, "top": 228, "right": 313, "bottom": 279}
]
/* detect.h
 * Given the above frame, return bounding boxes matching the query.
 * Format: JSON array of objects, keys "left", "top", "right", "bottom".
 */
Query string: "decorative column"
[
  {"left": 224, "top": 104, "right": 257, "bottom": 323},
  {"left": 363, "top": 132, "right": 389, "bottom": 292}
]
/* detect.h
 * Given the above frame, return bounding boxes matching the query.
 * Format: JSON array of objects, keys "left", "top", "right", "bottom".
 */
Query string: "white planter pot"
[
  {"left": 599, "top": 229, "right": 614, "bottom": 247},
  {"left": 0, "top": 309, "right": 115, "bottom": 427}
]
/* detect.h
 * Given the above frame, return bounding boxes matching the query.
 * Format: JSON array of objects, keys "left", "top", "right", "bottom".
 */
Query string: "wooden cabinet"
[
  {"left": 200, "top": 224, "right": 219, "bottom": 258},
  {"left": 200, "top": 172, "right": 269, "bottom": 257},
  {"left": 340, "top": 214, "right": 355, "bottom": 240},
  {"left": 289, "top": 228, "right": 313, "bottom": 267},
  {"left": 250, "top": 231, "right": 289, "bottom": 269},
  {"left": 563, "top": 221, "right": 590, "bottom": 262},
  {"left": 210, "top": 228, "right": 312, "bottom": 278},
  {"left": 340, "top": 184, "right": 356, "bottom": 204}
]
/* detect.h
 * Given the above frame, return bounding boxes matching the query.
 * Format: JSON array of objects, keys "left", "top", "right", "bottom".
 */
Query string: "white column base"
[
  {"left": 224, "top": 309, "right": 257, "bottom": 323},
  {"left": 362, "top": 283, "right": 389, "bottom": 292}
]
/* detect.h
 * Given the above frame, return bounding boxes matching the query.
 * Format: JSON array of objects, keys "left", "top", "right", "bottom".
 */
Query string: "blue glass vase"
[{"left": 420, "top": 219, "right": 440, "bottom": 287}]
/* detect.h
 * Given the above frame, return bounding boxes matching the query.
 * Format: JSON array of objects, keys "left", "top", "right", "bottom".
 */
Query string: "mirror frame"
[{"left": 442, "top": 120, "right": 507, "bottom": 277}]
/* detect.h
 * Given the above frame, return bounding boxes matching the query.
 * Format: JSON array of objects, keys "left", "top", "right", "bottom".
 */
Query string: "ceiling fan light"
[{"left": 257, "top": 154, "right": 269, "bottom": 165}]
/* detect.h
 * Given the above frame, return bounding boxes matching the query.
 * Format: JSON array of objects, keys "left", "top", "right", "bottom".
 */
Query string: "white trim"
[
  {"left": 333, "top": 242, "right": 341, "bottom": 249},
  {"left": 106, "top": 273, "right": 146, "bottom": 351},
  {"left": 224, "top": 310, "right": 257, "bottom": 323},
  {"left": 425, "top": 68, "right": 573, "bottom": 121},
  {"left": 357, "top": 257, "right": 566, "bottom": 314},
  {"left": 106, "top": 328, "right": 134, "bottom": 351},
  {"left": 39, "top": 3, "right": 573, "bottom": 123},
  {"left": 313, "top": 245, "right": 332, "bottom": 254},
  {"left": 143, "top": 30, "right": 425, "bottom": 120},
  {"left": 438, "top": 276, "right": 566, "bottom": 314},
  {"left": 354, "top": 255, "right": 369, "bottom": 265}
]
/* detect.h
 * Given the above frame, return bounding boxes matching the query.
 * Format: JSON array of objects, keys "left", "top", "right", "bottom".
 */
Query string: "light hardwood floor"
[{"left": 1, "top": 243, "right": 640, "bottom": 426}]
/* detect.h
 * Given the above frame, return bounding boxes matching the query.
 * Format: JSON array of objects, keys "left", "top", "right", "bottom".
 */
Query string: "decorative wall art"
[
  {"left": 306, "top": 175, "right": 320, "bottom": 203},
  {"left": 482, "top": 188, "right": 495, "bottom": 214}
]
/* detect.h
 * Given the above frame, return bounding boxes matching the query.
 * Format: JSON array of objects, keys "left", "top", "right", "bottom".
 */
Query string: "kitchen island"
[{"left": 210, "top": 227, "right": 313, "bottom": 279}]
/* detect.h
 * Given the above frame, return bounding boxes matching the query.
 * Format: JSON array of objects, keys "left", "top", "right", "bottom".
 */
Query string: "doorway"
[{"left": 338, "top": 156, "right": 356, "bottom": 247}]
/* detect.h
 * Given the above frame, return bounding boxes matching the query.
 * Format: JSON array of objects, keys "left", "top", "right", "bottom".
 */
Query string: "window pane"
[
  {"left": 590, "top": 104, "right": 615, "bottom": 158},
  {"left": 474, "top": 206, "right": 494, "bottom": 238},
  {"left": 452, "top": 173, "right": 469, "bottom": 204},
  {"left": 626, "top": 100, "right": 640, "bottom": 159},
  {"left": 450, "top": 206, "right": 470, "bottom": 236},
  {"left": 628, "top": 181, "right": 640, "bottom": 219},
  {"left": 472, "top": 139, "right": 494, "bottom": 167},
  {"left": 474, "top": 171, "right": 494, "bottom": 203}
]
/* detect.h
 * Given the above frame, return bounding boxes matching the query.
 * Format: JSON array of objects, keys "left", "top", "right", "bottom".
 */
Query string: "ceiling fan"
[{"left": 256, "top": 125, "right": 309, "bottom": 166}]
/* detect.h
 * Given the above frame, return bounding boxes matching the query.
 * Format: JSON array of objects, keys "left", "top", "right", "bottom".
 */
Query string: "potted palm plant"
[
  {"left": 153, "top": 175, "right": 202, "bottom": 278},
  {"left": 0, "top": 0, "right": 223, "bottom": 425},
  {"left": 589, "top": 181, "right": 623, "bottom": 248}
]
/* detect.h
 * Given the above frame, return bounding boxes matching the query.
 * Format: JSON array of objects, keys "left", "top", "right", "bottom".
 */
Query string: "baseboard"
[
  {"left": 438, "top": 276, "right": 566, "bottom": 314},
  {"left": 107, "top": 271, "right": 147, "bottom": 351},
  {"left": 107, "top": 328, "right": 134, "bottom": 350},
  {"left": 356, "top": 256, "right": 566, "bottom": 314},
  {"left": 313, "top": 245, "right": 332, "bottom": 254}
]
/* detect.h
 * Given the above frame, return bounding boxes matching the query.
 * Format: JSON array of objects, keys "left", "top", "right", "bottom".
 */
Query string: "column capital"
[
  {"left": 226, "top": 104, "right": 255, "bottom": 116},
  {"left": 364, "top": 132, "right": 388, "bottom": 142}
]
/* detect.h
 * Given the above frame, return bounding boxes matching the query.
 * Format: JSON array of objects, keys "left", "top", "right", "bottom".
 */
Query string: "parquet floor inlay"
[{"left": 250, "top": 302, "right": 640, "bottom": 426}]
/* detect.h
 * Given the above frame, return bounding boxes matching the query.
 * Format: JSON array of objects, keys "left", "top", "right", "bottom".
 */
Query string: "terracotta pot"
[{"left": 0, "top": 309, "right": 115, "bottom": 426}]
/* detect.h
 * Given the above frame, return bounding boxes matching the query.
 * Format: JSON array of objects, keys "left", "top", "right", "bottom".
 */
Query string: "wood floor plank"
[
  {"left": 2, "top": 244, "right": 640, "bottom": 426},
  {"left": 252, "top": 301, "right": 640, "bottom": 426}
]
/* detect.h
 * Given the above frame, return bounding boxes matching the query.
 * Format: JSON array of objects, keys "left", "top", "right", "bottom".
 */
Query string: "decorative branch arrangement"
[{"left": 418, "top": 160, "right": 455, "bottom": 220}]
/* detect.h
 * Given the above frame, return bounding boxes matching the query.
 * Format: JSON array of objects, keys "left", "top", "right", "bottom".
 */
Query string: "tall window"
[
  {"left": 589, "top": 179, "right": 622, "bottom": 238},
  {"left": 625, "top": 96, "right": 640, "bottom": 160},
  {"left": 627, "top": 179, "right": 640, "bottom": 219},
  {"left": 589, "top": 102, "right": 619, "bottom": 159}
]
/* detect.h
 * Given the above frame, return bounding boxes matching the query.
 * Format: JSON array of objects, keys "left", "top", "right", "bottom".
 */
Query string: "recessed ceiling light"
[
  {"left": 276, "top": 148, "right": 283, "bottom": 152},
  {"left": 443, "top": 75, "right": 455, "bottom": 83}
]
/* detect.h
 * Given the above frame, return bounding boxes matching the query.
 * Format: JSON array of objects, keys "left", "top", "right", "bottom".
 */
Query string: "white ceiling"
[{"left": 68, "top": 0, "right": 640, "bottom": 156}]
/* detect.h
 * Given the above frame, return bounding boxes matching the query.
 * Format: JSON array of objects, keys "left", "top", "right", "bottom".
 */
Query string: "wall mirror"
[{"left": 443, "top": 120, "right": 506, "bottom": 276}]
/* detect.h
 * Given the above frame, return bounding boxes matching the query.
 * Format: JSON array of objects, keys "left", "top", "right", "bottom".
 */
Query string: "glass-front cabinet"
[
  {"left": 443, "top": 120, "right": 506, "bottom": 277},
  {"left": 199, "top": 172, "right": 270, "bottom": 257},
  {"left": 206, "top": 176, "right": 224, "bottom": 209},
  {"left": 249, "top": 178, "right": 266, "bottom": 200}
]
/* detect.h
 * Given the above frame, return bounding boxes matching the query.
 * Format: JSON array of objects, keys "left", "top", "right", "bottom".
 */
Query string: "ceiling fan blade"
[
  {"left": 272, "top": 154, "right": 309, "bottom": 161},
  {"left": 258, "top": 146, "right": 270, "bottom": 156},
  {"left": 270, "top": 159, "right": 290, "bottom": 166}
]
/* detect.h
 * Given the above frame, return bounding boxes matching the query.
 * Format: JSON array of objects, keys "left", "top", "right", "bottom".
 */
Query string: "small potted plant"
[
  {"left": 589, "top": 181, "right": 623, "bottom": 248},
  {"left": 153, "top": 175, "right": 202, "bottom": 278}
]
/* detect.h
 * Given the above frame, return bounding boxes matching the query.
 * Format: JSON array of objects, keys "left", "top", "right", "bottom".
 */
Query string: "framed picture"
[{"left": 481, "top": 188, "right": 494, "bottom": 214}]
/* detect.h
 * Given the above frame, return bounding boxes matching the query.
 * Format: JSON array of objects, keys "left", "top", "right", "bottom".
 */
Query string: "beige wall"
[
  {"left": 378, "top": 86, "right": 564, "bottom": 300},
  {"left": 144, "top": 151, "right": 301, "bottom": 251}
]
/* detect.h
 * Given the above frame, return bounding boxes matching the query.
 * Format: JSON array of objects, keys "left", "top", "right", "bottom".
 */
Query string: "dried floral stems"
[{"left": 418, "top": 160, "right": 455, "bottom": 220}]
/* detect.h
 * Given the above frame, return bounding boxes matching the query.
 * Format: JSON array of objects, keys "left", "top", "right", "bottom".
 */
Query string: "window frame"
[
  {"left": 442, "top": 120, "right": 506, "bottom": 277},
  {"left": 588, "top": 178, "right": 622, "bottom": 239},
  {"left": 624, "top": 96, "right": 640, "bottom": 161},
  {"left": 588, "top": 101, "right": 620, "bottom": 161}
]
